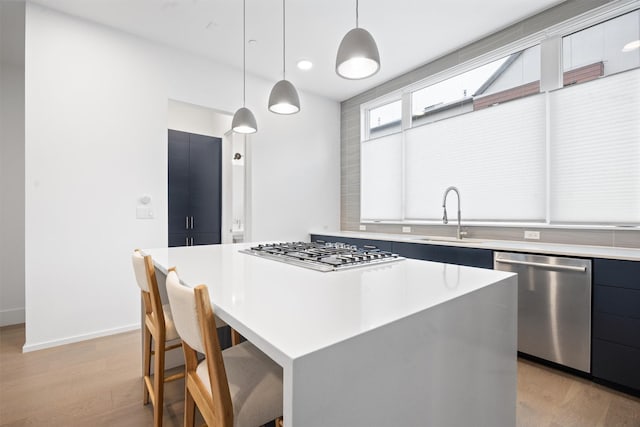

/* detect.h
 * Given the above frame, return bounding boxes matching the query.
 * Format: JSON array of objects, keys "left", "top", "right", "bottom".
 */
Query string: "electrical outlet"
[
  {"left": 402, "top": 226, "right": 411, "bottom": 233},
  {"left": 359, "top": 225, "right": 367, "bottom": 231},
  {"left": 524, "top": 230, "right": 540, "bottom": 240}
]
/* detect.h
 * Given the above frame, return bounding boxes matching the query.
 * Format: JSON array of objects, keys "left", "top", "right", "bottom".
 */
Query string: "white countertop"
[
  {"left": 311, "top": 230, "right": 640, "bottom": 261},
  {"left": 142, "top": 242, "right": 515, "bottom": 363}
]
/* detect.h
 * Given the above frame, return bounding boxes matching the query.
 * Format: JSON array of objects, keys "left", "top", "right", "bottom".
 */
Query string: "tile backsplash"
[{"left": 348, "top": 223, "right": 639, "bottom": 249}]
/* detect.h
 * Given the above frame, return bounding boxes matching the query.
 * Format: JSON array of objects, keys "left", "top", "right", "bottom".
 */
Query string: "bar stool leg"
[
  {"left": 231, "top": 328, "right": 242, "bottom": 346},
  {"left": 153, "top": 336, "right": 165, "bottom": 427},
  {"left": 143, "top": 325, "right": 152, "bottom": 405}
]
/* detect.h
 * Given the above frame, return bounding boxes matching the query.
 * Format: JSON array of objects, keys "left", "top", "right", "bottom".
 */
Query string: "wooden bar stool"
[
  {"left": 165, "top": 267, "right": 283, "bottom": 427},
  {"left": 132, "top": 249, "right": 185, "bottom": 427}
]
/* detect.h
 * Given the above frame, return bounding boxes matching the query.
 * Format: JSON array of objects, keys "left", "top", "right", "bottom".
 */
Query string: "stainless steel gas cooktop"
[{"left": 240, "top": 241, "right": 404, "bottom": 272}]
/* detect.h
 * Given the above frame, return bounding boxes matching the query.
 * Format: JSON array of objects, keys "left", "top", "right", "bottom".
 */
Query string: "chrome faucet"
[{"left": 442, "top": 186, "right": 466, "bottom": 240}]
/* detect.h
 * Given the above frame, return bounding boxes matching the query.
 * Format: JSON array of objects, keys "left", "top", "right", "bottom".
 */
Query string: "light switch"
[{"left": 136, "top": 207, "right": 154, "bottom": 219}]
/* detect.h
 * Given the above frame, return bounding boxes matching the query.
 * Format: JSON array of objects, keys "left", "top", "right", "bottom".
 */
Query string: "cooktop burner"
[{"left": 240, "top": 241, "right": 404, "bottom": 272}]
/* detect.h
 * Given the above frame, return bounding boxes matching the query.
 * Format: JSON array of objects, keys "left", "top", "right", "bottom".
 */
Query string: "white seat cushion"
[
  {"left": 196, "top": 341, "right": 283, "bottom": 427},
  {"left": 162, "top": 304, "right": 226, "bottom": 344}
]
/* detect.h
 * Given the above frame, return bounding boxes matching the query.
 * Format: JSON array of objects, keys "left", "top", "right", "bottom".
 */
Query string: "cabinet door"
[
  {"left": 592, "top": 338, "right": 640, "bottom": 391},
  {"left": 168, "top": 130, "right": 190, "bottom": 243},
  {"left": 594, "top": 258, "right": 640, "bottom": 290},
  {"left": 434, "top": 245, "right": 494, "bottom": 269},
  {"left": 193, "top": 232, "right": 221, "bottom": 246},
  {"left": 391, "top": 242, "right": 430, "bottom": 260},
  {"left": 391, "top": 241, "right": 493, "bottom": 269},
  {"left": 168, "top": 232, "right": 189, "bottom": 248},
  {"left": 593, "top": 285, "right": 640, "bottom": 319},
  {"left": 593, "top": 311, "right": 640, "bottom": 349},
  {"left": 592, "top": 258, "right": 640, "bottom": 392},
  {"left": 189, "top": 134, "right": 222, "bottom": 242}
]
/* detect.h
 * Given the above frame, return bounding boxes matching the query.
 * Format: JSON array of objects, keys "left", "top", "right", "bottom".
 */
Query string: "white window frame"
[
  {"left": 361, "top": 94, "right": 404, "bottom": 142},
  {"left": 359, "top": 1, "right": 640, "bottom": 227}
]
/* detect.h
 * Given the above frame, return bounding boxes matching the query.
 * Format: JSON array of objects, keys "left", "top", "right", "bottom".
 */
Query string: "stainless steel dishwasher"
[{"left": 494, "top": 252, "right": 592, "bottom": 373}]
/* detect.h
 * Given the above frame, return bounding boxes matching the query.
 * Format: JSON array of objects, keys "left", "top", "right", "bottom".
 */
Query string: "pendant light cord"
[
  {"left": 355, "top": 0, "right": 359, "bottom": 28},
  {"left": 243, "top": 0, "right": 246, "bottom": 107},
  {"left": 282, "top": 0, "right": 286, "bottom": 80}
]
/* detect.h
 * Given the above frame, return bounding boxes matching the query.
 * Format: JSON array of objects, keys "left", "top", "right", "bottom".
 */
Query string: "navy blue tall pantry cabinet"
[{"left": 168, "top": 129, "right": 222, "bottom": 247}]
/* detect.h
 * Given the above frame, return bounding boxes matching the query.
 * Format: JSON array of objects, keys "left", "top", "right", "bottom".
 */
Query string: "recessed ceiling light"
[
  {"left": 297, "top": 59, "right": 313, "bottom": 70},
  {"left": 622, "top": 40, "right": 640, "bottom": 52}
]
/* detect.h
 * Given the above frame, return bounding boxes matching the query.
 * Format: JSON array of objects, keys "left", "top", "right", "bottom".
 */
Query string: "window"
[
  {"left": 550, "top": 68, "right": 640, "bottom": 224},
  {"left": 359, "top": 7, "right": 640, "bottom": 226},
  {"left": 404, "top": 94, "right": 546, "bottom": 222},
  {"left": 563, "top": 9, "right": 640, "bottom": 86},
  {"left": 367, "top": 100, "right": 402, "bottom": 139},
  {"left": 361, "top": 133, "right": 403, "bottom": 221},
  {"left": 411, "top": 45, "right": 540, "bottom": 126}
]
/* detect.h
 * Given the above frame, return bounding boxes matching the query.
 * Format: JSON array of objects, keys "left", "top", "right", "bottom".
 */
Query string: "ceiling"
[{"left": 31, "top": 0, "right": 567, "bottom": 101}]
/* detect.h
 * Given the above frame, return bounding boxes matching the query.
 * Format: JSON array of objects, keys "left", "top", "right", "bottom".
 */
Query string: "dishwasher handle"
[{"left": 495, "top": 257, "right": 587, "bottom": 273}]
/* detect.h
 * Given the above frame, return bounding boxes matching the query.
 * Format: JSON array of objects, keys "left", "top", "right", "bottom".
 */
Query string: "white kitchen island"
[{"left": 142, "top": 242, "right": 518, "bottom": 427}]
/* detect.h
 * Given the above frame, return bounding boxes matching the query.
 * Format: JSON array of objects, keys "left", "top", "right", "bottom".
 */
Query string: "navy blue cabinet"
[
  {"left": 168, "top": 130, "right": 190, "bottom": 237},
  {"left": 592, "top": 258, "right": 640, "bottom": 392},
  {"left": 391, "top": 241, "right": 494, "bottom": 269},
  {"left": 310, "top": 235, "right": 493, "bottom": 269},
  {"left": 168, "top": 130, "right": 222, "bottom": 247}
]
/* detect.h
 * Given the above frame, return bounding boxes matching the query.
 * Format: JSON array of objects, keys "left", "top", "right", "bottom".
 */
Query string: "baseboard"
[
  {"left": 22, "top": 323, "right": 141, "bottom": 353},
  {"left": 0, "top": 307, "right": 25, "bottom": 327}
]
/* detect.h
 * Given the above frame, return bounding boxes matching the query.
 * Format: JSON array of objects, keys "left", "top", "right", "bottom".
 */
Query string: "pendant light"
[
  {"left": 232, "top": 0, "right": 257, "bottom": 134},
  {"left": 268, "top": 0, "right": 300, "bottom": 114},
  {"left": 335, "top": 0, "right": 380, "bottom": 80}
]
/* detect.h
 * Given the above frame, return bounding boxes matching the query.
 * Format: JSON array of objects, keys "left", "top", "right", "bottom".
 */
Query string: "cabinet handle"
[
  {"left": 190, "top": 237, "right": 194, "bottom": 246},
  {"left": 185, "top": 216, "right": 189, "bottom": 230},
  {"left": 495, "top": 258, "right": 587, "bottom": 272},
  {"left": 185, "top": 237, "right": 189, "bottom": 246},
  {"left": 190, "top": 216, "right": 194, "bottom": 229}
]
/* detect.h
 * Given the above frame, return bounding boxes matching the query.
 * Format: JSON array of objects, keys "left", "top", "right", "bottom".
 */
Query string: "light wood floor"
[{"left": 1, "top": 324, "right": 639, "bottom": 426}]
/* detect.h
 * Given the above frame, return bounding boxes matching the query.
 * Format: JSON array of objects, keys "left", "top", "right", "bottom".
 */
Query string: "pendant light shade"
[
  {"left": 269, "top": 79, "right": 300, "bottom": 114},
  {"left": 268, "top": 0, "right": 300, "bottom": 114},
  {"left": 336, "top": 28, "right": 380, "bottom": 79},
  {"left": 233, "top": 0, "right": 257, "bottom": 134},
  {"left": 336, "top": 0, "right": 380, "bottom": 80},
  {"left": 232, "top": 107, "right": 257, "bottom": 134}
]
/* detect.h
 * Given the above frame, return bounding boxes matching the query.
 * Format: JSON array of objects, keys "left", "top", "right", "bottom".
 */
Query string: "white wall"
[
  {"left": 0, "top": 1, "right": 26, "bottom": 327},
  {"left": 249, "top": 84, "right": 341, "bottom": 242},
  {"left": 167, "top": 99, "right": 231, "bottom": 138},
  {"left": 23, "top": 4, "right": 340, "bottom": 351}
]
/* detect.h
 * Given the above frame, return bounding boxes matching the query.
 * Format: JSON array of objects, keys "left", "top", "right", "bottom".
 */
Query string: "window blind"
[
  {"left": 404, "top": 94, "right": 547, "bottom": 221},
  {"left": 549, "top": 68, "right": 640, "bottom": 224},
  {"left": 360, "top": 133, "right": 403, "bottom": 220}
]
